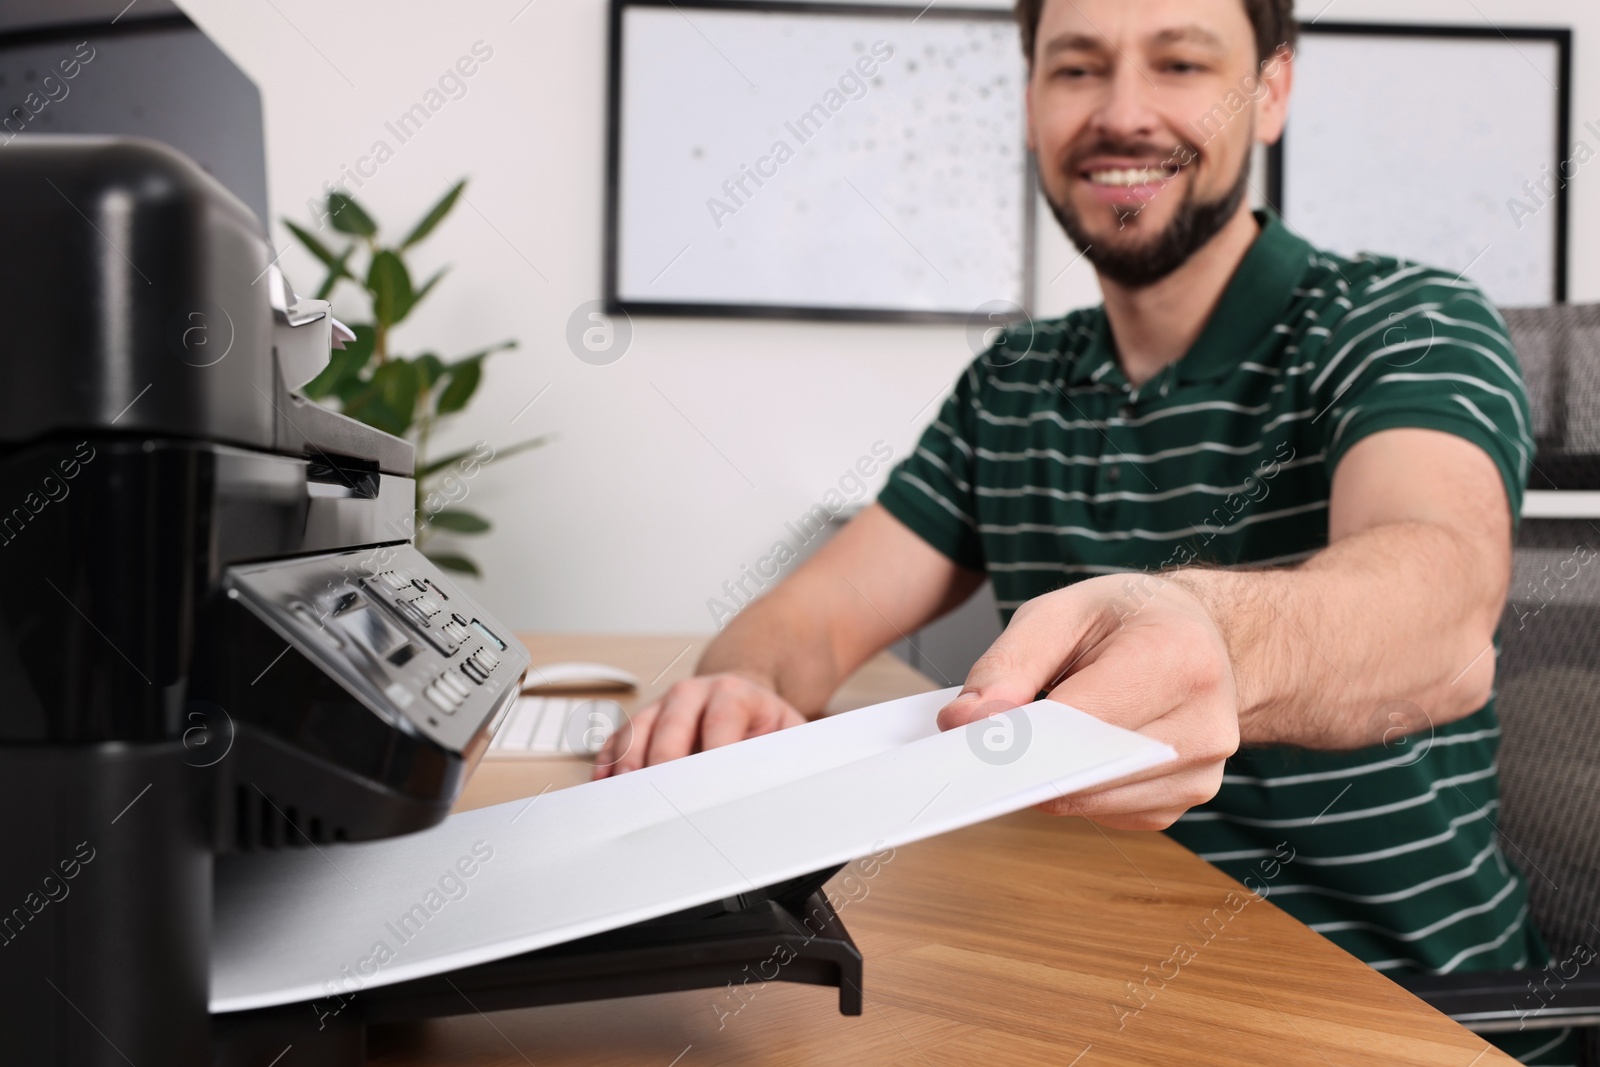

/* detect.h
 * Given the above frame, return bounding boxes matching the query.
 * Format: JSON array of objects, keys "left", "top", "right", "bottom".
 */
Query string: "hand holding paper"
[{"left": 939, "top": 573, "right": 1241, "bottom": 831}]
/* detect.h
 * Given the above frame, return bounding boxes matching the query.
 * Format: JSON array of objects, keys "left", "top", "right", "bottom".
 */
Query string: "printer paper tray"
[{"left": 211, "top": 686, "right": 1175, "bottom": 1012}]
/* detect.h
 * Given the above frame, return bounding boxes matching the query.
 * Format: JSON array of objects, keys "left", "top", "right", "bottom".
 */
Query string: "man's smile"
[{"left": 1074, "top": 155, "right": 1190, "bottom": 207}]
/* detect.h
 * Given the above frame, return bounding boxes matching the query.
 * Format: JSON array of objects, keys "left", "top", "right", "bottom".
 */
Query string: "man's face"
[{"left": 1025, "top": 0, "right": 1292, "bottom": 288}]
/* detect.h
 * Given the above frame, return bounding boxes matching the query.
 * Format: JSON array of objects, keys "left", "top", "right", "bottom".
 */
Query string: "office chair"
[
  {"left": 1508, "top": 303, "right": 1600, "bottom": 492},
  {"left": 1396, "top": 304, "right": 1600, "bottom": 1063}
]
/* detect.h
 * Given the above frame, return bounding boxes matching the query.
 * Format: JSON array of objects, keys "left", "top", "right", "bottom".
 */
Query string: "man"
[{"left": 597, "top": 1, "right": 1568, "bottom": 1061}]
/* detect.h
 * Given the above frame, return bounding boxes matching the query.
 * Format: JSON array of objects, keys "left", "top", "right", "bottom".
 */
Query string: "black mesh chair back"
[
  {"left": 1399, "top": 307, "right": 1600, "bottom": 1057},
  {"left": 1497, "top": 305, "right": 1600, "bottom": 967},
  {"left": 1497, "top": 517, "right": 1600, "bottom": 968},
  {"left": 1503, "top": 304, "right": 1600, "bottom": 490},
  {"left": 1491, "top": 516, "right": 1600, "bottom": 1063},
  {"left": 1496, "top": 304, "right": 1600, "bottom": 1066}
]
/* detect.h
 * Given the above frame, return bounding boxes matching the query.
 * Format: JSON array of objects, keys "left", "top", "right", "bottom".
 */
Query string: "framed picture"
[
  {"left": 604, "top": 0, "right": 1035, "bottom": 323},
  {"left": 1267, "top": 22, "right": 1572, "bottom": 307}
]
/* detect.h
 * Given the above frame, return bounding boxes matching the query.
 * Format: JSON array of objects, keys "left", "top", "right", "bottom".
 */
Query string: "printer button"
[{"left": 424, "top": 685, "right": 454, "bottom": 712}]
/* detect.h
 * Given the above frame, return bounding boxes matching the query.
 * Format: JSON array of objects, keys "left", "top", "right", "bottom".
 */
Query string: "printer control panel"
[{"left": 223, "top": 544, "right": 529, "bottom": 753}]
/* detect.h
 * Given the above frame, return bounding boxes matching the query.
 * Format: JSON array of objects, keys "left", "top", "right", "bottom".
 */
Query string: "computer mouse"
[{"left": 522, "top": 660, "right": 639, "bottom": 693}]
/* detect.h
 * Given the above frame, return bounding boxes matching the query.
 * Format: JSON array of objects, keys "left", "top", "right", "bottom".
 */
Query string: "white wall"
[{"left": 174, "top": 0, "right": 1599, "bottom": 634}]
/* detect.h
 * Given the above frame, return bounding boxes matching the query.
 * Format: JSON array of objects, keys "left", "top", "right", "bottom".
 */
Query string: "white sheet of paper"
[{"left": 211, "top": 687, "right": 1175, "bottom": 1012}]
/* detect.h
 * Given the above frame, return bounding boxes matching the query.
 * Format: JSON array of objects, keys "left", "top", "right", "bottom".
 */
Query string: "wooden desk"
[{"left": 369, "top": 634, "right": 1512, "bottom": 1067}]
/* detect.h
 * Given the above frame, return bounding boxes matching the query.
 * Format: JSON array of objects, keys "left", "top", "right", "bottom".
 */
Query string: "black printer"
[{"left": 0, "top": 134, "right": 532, "bottom": 1064}]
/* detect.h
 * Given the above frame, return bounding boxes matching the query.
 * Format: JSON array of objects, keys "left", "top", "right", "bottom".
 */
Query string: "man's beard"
[{"left": 1045, "top": 144, "right": 1252, "bottom": 290}]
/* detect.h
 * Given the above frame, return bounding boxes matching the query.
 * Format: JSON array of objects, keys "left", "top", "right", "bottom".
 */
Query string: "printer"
[
  {"left": 0, "top": 133, "right": 529, "bottom": 1062},
  {"left": 0, "top": 137, "right": 861, "bottom": 1066}
]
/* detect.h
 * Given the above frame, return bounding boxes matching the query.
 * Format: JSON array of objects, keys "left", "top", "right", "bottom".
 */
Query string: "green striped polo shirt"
[{"left": 880, "top": 212, "right": 1548, "bottom": 991}]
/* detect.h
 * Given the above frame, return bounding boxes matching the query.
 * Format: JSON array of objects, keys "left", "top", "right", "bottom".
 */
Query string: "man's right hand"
[{"left": 590, "top": 672, "right": 806, "bottom": 780}]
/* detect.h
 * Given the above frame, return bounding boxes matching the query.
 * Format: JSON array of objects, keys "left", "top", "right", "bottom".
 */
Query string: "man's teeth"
[{"left": 1088, "top": 167, "right": 1169, "bottom": 187}]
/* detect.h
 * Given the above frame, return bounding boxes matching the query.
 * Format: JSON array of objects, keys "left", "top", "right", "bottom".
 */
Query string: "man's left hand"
[{"left": 937, "top": 573, "right": 1241, "bottom": 830}]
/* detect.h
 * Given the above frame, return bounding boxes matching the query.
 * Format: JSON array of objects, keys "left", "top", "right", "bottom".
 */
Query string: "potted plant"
[{"left": 285, "top": 181, "right": 548, "bottom": 576}]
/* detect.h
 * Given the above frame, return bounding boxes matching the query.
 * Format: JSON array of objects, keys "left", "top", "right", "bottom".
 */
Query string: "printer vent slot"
[
  {"left": 306, "top": 451, "right": 380, "bottom": 499},
  {"left": 235, "top": 785, "right": 346, "bottom": 851}
]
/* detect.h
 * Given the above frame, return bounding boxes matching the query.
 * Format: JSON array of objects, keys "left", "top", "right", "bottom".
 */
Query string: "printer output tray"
[{"left": 212, "top": 865, "right": 861, "bottom": 1067}]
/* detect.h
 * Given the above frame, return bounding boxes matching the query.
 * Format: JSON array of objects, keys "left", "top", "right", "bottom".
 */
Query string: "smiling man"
[{"left": 597, "top": 2, "right": 1565, "bottom": 1060}]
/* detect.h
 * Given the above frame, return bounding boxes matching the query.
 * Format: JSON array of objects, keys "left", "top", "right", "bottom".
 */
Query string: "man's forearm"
[
  {"left": 695, "top": 588, "right": 846, "bottom": 716},
  {"left": 694, "top": 505, "right": 985, "bottom": 716},
  {"left": 1168, "top": 520, "right": 1507, "bottom": 750}
]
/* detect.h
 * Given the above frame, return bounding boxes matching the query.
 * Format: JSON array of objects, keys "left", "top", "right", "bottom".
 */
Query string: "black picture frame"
[
  {"left": 602, "top": 0, "right": 1037, "bottom": 325},
  {"left": 1265, "top": 21, "right": 1572, "bottom": 304}
]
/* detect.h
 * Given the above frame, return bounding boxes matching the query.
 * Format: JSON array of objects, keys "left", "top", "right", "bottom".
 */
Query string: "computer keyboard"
[{"left": 486, "top": 695, "right": 624, "bottom": 759}]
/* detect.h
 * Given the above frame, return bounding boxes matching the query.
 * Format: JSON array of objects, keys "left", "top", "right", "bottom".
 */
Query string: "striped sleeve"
[
  {"left": 877, "top": 362, "right": 986, "bottom": 570},
  {"left": 1310, "top": 273, "right": 1534, "bottom": 518}
]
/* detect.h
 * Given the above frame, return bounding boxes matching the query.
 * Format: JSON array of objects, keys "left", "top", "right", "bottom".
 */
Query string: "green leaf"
[
  {"left": 451, "top": 339, "right": 518, "bottom": 364},
  {"left": 346, "top": 322, "right": 379, "bottom": 361},
  {"left": 402, "top": 180, "right": 467, "bottom": 250},
  {"left": 300, "top": 359, "right": 345, "bottom": 401},
  {"left": 418, "top": 434, "right": 553, "bottom": 478},
  {"left": 283, "top": 219, "right": 344, "bottom": 268},
  {"left": 418, "top": 446, "right": 479, "bottom": 479},
  {"left": 424, "top": 340, "right": 517, "bottom": 417},
  {"left": 435, "top": 357, "right": 481, "bottom": 415},
  {"left": 416, "top": 353, "right": 446, "bottom": 388},
  {"left": 303, "top": 346, "right": 361, "bottom": 399},
  {"left": 426, "top": 552, "right": 480, "bottom": 576},
  {"left": 368, "top": 250, "right": 415, "bottom": 328},
  {"left": 332, "top": 371, "right": 371, "bottom": 405},
  {"left": 379, "top": 359, "right": 421, "bottom": 424},
  {"left": 300, "top": 323, "right": 376, "bottom": 400},
  {"left": 343, "top": 359, "right": 419, "bottom": 436},
  {"left": 411, "top": 267, "right": 449, "bottom": 310},
  {"left": 428, "top": 509, "right": 491, "bottom": 533},
  {"left": 490, "top": 434, "right": 555, "bottom": 462},
  {"left": 340, "top": 388, "right": 387, "bottom": 433},
  {"left": 314, "top": 245, "right": 356, "bottom": 300},
  {"left": 328, "top": 192, "right": 377, "bottom": 237}
]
